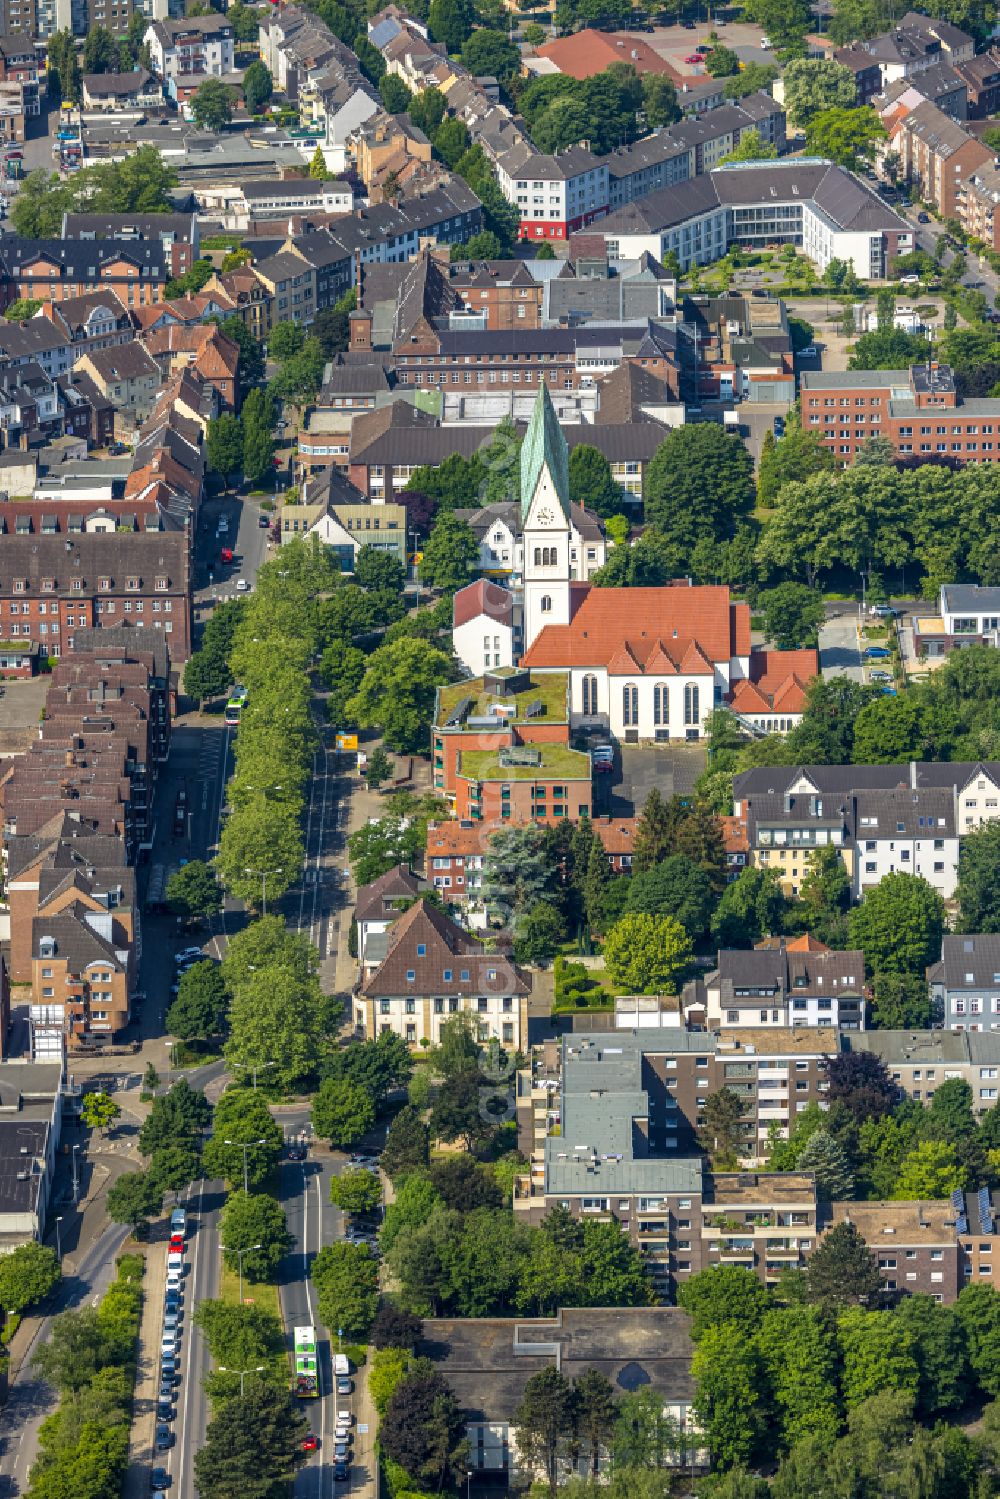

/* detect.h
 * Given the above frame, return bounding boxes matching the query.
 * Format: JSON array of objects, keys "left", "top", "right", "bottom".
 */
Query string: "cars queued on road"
[{"left": 151, "top": 1208, "right": 188, "bottom": 1491}]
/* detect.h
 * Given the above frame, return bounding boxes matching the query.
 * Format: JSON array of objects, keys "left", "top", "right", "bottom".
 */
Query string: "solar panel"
[
  {"left": 980, "top": 1186, "right": 995, "bottom": 1233},
  {"left": 951, "top": 1188, "right": 965, "bottom": 1212},
  {"left": 524, "top": 699, "right": 544, "bottom": 719},
  {"left": 957, "top": 1215, "right": 969, "bottom": 1234},
  {"left": 444, "top": 696, "right": 472, "bottom": 727}
]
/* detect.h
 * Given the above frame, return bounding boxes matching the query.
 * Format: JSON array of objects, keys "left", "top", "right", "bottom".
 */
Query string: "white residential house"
[
  {"left": 144, "top": 16, "right": 234, "bottom": 79},
  {"left": 852, "top": 786, "right": 960, "bottom": 899},
  {"left": 452, "top": 579, "right": 518, "bottom": 677}
]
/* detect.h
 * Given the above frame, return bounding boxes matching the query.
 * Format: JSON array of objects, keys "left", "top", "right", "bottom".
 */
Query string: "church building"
[{"left": 454, "top": 384, "right": 817, "bottom": 740}]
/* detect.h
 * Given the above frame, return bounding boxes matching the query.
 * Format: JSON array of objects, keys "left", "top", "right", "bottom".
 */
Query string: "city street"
[{"left": 0, "top": 1217, "right": 130, "bottom": 1495}]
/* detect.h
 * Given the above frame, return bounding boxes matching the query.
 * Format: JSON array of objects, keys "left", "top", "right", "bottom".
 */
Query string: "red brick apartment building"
[
  {"left": 0, "top": 533, "right": 192, "bottom": 661},
  {"left": 888, "top": 99, "right": 994, "bottom": 218},
  {"left": 799, "top": 363, "right": 1000, "bottom": 465}
]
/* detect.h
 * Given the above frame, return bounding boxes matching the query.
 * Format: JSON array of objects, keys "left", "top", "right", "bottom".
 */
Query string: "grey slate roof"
[
  {"left": 942, "top": 583, "right": 1000, "bottom": 612},
  {"left": 931, "top": 933, "right": 1000, "bottom": 990}
]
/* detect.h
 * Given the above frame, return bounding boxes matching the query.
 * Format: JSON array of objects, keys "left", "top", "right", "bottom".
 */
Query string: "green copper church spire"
[{"left": 520, "top": 380, "right": 570, "bottom": 523}]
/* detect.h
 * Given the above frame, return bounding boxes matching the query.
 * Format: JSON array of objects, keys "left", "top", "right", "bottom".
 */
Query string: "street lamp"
[
  {"left": 221, "top": 1243, "right": 262, "bottom": 1305},
  {"left": 224, "top": 1138, "right": 267, "bottom": 1195},
  {"left": 219, "top": 1363, "right": 265, "bottom": 1396},
  {"left": 54, "top": 1215, "right": 63, "bottom": 1260},
  {"left": 239, "top": 1061, "right": 276, "bottom": 1092},
  {"left": 244, "top": 866, "right": 283, "bottom": 916},
  {"left": 72, "top": 1144, "right": 80, "bottom": 1205}
]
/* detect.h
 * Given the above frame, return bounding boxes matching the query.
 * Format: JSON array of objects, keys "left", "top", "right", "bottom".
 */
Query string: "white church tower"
[{"left": 521, "top": 381, "right": 572, "bottom": 652}]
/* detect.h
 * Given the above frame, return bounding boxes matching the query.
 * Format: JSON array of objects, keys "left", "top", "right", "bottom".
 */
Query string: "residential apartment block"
[
  {"left": 144, "top": 15, "right": 235, "bottom": 79},
  {"left": 929, "top": 933, "right": 1000, "bottom": 1031},
  {"left": 604, "top": 96, "right": 786, "bottom": 210},
  {"left": 885, "top": 98, "right": 993, "bottom": 218},
  {"left": 0, "top": 532, "right": 191, "bottom": 662},
  {"left": 515, "top": 1025, "right": 1000, "bottom": 1300},
  {"left": 355, "top": 897, "right": 530, "bottom": 1048},
  {"left": 685, "top": 940, "right": 866, "bottom": 1031},
  {"left": 732, "top": 761, "right": 1000, "bottom": 899}
]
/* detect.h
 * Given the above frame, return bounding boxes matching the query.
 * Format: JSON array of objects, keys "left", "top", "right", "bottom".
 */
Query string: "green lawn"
[{"left": 218, "top": 1263, "right": 283, "bottom": 1324}]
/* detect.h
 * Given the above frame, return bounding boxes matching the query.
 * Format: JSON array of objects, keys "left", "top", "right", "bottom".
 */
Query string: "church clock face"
[{"left": 536, "top": 506, "right": 555, "bottom": 526}]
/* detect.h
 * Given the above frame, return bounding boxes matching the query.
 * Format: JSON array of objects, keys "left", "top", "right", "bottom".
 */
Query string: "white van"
[{"left": 170, "top": 1208, "right": 187, "bottom": 1237}]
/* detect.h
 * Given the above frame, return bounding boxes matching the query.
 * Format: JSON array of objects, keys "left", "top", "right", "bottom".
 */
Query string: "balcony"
[{"left": 717, "top": 1241, "right": 756, "bottom": 1262}]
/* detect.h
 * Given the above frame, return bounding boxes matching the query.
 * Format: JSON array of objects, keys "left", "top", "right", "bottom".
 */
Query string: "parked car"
[
  {"left": 592, "top": 745, "right": 614, "bottom": 773},
  {"left": 870, "top": 669, "right": 892, "bottom": 683},
  {"left": 220, "top": 547, "right": 234, "bottom": 564},
  {"left": 302, "top": 1435, "right": 319, "bottom": 1453},
  {"left": 864, "top": 645, "right": 891, "bottom": 659},
  {"left": 155, "top": 1426, "right": 174, "bottom": 1452},
  {"left": 287, "top": 1143, "right": 307, "bottom": 1161},
  {"left": 157, "top": 1399, "right": 175, "bottom": 1420},
  {"left": 334, "top": 1464, "right": 349, "bottom": 1483},
  {"left": 150, "top": 1468, "right": 170, "bottom": 1491},
  {"left": 217, "top": 516, "right": 229, "bottom": 534},
  {"left": 917, "top": 211, "right": 930, "bottom": 223},
  {"left": 869, "top": 604, "right": 898, "bottom": 619},
  {"left": 760, "top": 34, "right": 771, "bottom": 45},
  {"left": 163, "top": 1312, "right": 180, "bottom": 1334},
  {"left": 170, "top": 1208, "right": 186, "bottom": 1236},
  {"left": 337, "top": 1377, "right": 353, "bottom": 1395},
  {"left": 797, "top": 346, "right": 818, "bottom": 358},
  {"left": 236, "top": 578, "right": 251, "bottom": 593},
  {"left": 258, "top": 513, "right": 269, "bottom": 527},
  {"left": 683, "top": 52, "right": 703, "bottom": 62},
  {"left": 165, "top": 1269, "right": 183, "bottom": 1292},
  {"left": 334, "top": 1442, "right": 350, "bottom": 1461}
]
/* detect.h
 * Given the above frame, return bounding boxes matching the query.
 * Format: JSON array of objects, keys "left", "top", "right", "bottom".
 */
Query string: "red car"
[
  {"left": 301, "top": 1435, "right": 319, "bottom": 1452},
  {"left": 168, "top": 1236, "right": 185, "bottom": 1254},
  {"left": 220, "top": 547, "right": 233, "bottom": 564},
  {"left": 683, "top": 53, "right": 703, "bottom": 64}
]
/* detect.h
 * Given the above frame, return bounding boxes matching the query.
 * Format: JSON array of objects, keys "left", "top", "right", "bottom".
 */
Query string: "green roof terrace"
[{"left": 435, "top": 669, "right": 569, "bottom": 729}]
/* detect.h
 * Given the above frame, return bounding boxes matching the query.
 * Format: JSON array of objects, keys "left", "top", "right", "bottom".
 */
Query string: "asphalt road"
[
  {"left": 0, "top": 1217, "right": 130, "bottom": 1496},
  {"left": 276, "top": 1127, "right": 344, "bottom": 1499},
  {"left": 167, "top": 1177, "right": 225, "bottom": 1499}
]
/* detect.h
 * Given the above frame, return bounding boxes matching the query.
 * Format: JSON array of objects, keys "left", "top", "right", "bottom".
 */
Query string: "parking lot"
[{"left": 593, "top": 743, "right": 707, "bottom": 818}]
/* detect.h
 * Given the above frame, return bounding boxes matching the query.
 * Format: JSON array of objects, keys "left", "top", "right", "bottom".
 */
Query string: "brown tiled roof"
[
  {"left": 595, "top": 362, "right": 673, "bottom": 424},
  {"left": 361, "top": 898, "right": 530, "bottom": 996},
  {"left": 536, "top": 28, "right": 674, "bottom": 79},
  {"left": 453, "top": 579, "right": 513, "bottom": 630},
  {"left": 593, "top": 816, "right": 636, "bottom": 855},
  {"left": 425, "top": 820, "right": 497, "bottom": 858},
  {"left": 354, "top": 863, "right": 422, "bottom": 926}
]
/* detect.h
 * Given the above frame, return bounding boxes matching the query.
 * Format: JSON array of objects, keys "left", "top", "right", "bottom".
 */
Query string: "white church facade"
[{"left": 455, "top": 384, "right": 817, "bottom": 739}]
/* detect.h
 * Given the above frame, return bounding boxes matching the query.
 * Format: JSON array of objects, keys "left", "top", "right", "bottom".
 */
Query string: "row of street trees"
[{"left": 214, "top": 537, "right": 338, "bottom": 909}]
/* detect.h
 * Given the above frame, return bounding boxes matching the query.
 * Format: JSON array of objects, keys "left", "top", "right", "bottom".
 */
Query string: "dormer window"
[
  {"left": 71, "top": 579, "right": 83, "bottom": 592},
  {"left": 40, "top": 578, "right": 55, "bottom": 592},
  {"left": 126, "top": 576, "right": 140, "bottom": 591},
  {"left": 99, "top": 576, "right": 112, "bottom": 591},
  {"left": 12, "top": 578, "right": 26, "bottom": 593},
  {"left": 155, "top": 576, "right": 169, "bottom": 591}
]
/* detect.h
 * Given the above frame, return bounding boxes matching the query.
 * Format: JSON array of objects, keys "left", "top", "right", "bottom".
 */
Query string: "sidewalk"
[
  {"left": 123, "top": 1241, "right": 167, "bottom": 1499},
  {"left": 351, "top": 1355, "right": 380, "bottom": 1499}
]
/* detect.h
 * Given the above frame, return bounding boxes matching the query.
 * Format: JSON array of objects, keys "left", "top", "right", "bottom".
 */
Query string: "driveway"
[{"left": 818, "top": 613, "right": 864, "bottom": 683}]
